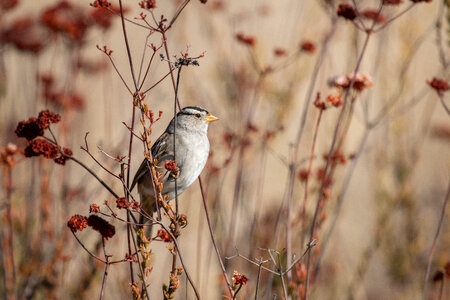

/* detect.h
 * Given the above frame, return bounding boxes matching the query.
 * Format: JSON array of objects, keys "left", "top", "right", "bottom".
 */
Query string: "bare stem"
[
  {"left": 198, "top": 177, "right": 234, "bottom": 297},
  {"left": 422, "top": 181, "right": 450, "bottom": 300}
]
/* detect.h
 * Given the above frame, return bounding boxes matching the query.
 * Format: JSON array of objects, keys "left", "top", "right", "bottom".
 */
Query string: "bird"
[{"left": 131, "top": 106, "right": 218, "bottom": 227}]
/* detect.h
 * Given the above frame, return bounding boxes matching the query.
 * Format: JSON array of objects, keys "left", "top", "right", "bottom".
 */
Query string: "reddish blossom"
[
  {"left": 15, "top": 118, "right": 44, "bottom": 140},
  {"left": 1, "top": 18, "right": 47, "bottom": 53},
  {"left": 313, "top": 93, "right": 326, "bottom": 110},
  {"left": 298, "top": 170, "right": 310, "bottom": 181},
  {"left": 247, "top": 123, "right": 259, "bottom": 133},
  {"left": 45, "top": 91, "right": 85, "bottom": 110},
  {"left": 41, "top": 1, "right": 89, "bottom": 43},
  {"left": 164, "top": 160, "right": 177, "bottom": 172},
  {"left": 236, "top": 33, "right": 256, "bottom": 47},
  {"left": 67, "top": 214, "right": 88, "bottom": 233},
  {"left": 337, "top": 4, "right": 357, "bottom": 20},
  {"left": 89, "top": 204, "right": 100, "bottom": 213},
  {"left": 38, "top": 110, "right": 61, "bottom": 129},
  {"left": 156, "top": 229, "right": 172, "bottom": 242},
  {"left": 0, "top": 143, "right": 20, "bottom": 167},
  {"left": 87, "top": 215, "right": 115, "bottom": 239},
  {"left": 116, "top": 197, "right": 131, "bottom": 209},
  {"left": 139, "top": 0, "right": 156, "bottom": 9},
  {"left": 383, "top": 0, "right": 403, "bottom": 4},
  {"left": 24, "top": 139, "right": 59, "bottom": 159},
  {"left": 427, "top": 77, "right": 449, "bottom": 93},
  {"left": 316, "top": 168, "right": 332, "bottom": 187},
  {"left": 90, "top": 0, "right": 111, "bottom": 8},
  {"left": 329, "top": 73, "right": 373, "bottom": 92},
  {"left": 300, "top": 41, "right": 316, "bottom": 53},
  {"left": 125, "top": 253, "right": 136, "bottom": 262},
  {"left": 131, "top": 201, "right": 141, "bottom": 210},
  {"left": 360, "top": 9, "right": 386, "bottom": 23},
  {"left": 323, "top": 150, "right": 347, "bottom": 165},
  {"left": 232, "top": 270, "right": 248, "bottom": 286},
  {"left": 210, "top": 0, "right": 224, "bottom": 10},
  {"left": 0, "top": 0, "right": 18, "bottom": 10},
  {"left": 54, "top": 147, "right": 73, "bottom": 165},
  {"left": 15, "top": 110, "right": 60, "bottom": 140},
  {"left": 326, "top": 93, "right": 343, "bottom": 107},
  {"left": 223, "top": 132, "right": 235, "bottom": 149},
  {"left": 89, "top": 7, "right": 113, "bottom": 30},
  {"left": 274, "top": 48, "right": 287, "bottom": 57}
]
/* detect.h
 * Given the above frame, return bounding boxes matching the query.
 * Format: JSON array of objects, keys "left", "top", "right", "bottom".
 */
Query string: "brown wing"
[{"left": 130, "top": 132, "right": 171, "bottom": 191}]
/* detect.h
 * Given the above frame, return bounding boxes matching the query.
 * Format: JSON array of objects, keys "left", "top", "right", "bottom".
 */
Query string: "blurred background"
[{"left": 0, "top": 0, "right": 449, "bottom": 299}]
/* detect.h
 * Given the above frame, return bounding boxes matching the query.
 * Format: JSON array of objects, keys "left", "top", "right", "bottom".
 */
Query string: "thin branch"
[
  {"left": 99, "top": 238, "right": 110, "bottom": 300},
  {"left": 168, "top": 0, "right": 191, "bottom": 29},
  {"left": 254, "top": 258, "right": 267, "bottom": 300},
  {"left": 422, "top": 181, "right": 450, "bottom": 300},
  {"left": 198, "top": 177, "right": 234, "bottom": 297},
  {"left": 72, "top": 232, "right": 106, "bottom": 264}
]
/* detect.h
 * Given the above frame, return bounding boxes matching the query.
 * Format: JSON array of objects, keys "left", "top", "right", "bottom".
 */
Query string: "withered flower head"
[
  {"left": 15, "top": 110, "right": 61, "bottom": 140},
  {"left": 164, "top": 160, "right": 177, "bottom": 172},
  {"left": 236, "top": 33, "right": 256, "bottom": 47},
  {"left": 87, "top": 215, "right": 115, "bottom": 239},
  {"left": 116, "top": 197, "right": 130, "bottom": 209},
  {"left": 139, "top": 0, "right": 156, "bottom": 9},
  {"left": 383, "top": 0, "right": 403, "bottom": 4},
  {"left": 156, "top": 229, "right": 172, "bottom": 242},
  {"left": 274, "top": 48, "right": 287, "bottom": 57},
  {"left": 38, "top": 110, "right": 61, "bottom": 129},
  {"left": 337, "top": 4, "right": 357, "bottom": 20},
  {"left": 67, "top": 214, "right": 88, "bottom": 233},
  {"left": 360, "top": 9, "right": 386, "bottom": 24},
  {"left": 427, "top": 77, "right": 449, "bottom": 93},
  {"left": 89, "top": 203, "right": 100, "bottom": 213},
  {"left": 232, "top": 270, "right": 248, "bottom": 286},
  {"left": 300, "top": 41, "right": 316, "bottom": 53},
  {"left": 24, "top": 139, "right": 59, "bottom": 159},
  {"left": 0, "top": 0, "right": 19, "bottom": 10},
  {"left": 15, "top": 118, "right": 44, "bottom": 140},
  {"left": 54, "top": 147, "right": 72, "bottom": 165}
]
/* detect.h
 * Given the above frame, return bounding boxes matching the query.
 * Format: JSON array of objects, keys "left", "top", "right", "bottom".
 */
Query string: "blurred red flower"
[
  {"left": 87, "top": 215, "right": 115, "bottom": 239},
  {"left": 1, "top": 18, "right": 47, "bottom": 53},
  {"left": 236, "top": 33, "right": 256, "bottom": 47}
]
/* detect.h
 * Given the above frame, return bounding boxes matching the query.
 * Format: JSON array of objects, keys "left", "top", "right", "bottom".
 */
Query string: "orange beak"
[{"left": 204, "top": 113, "right": 219, "bottom": 122}]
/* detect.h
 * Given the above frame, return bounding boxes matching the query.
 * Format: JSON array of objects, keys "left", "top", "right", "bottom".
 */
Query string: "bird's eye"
[{"left": 195, "top": 113, "right": 201, "bottom": 118}]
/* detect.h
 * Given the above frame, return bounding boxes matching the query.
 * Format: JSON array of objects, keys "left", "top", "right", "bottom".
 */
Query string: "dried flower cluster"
[
  {"left": 328, "top": 72, "right": 373, "bottom": 91},
  {"left": 67, "top": 214, "right": 88, "bottom": 233},
  {"left": 87, "top": 215, "right": 116, "bottom": 239},
  {"left": 40, "top": 74, "right": 85, "bottom": 110},
  {"left": 164, "top": 160, "right": 177, "bottom": 172},
  {"left": 337, "top": 4, "right": 357, "bottom": 20},
  {"left": 156, "top": 229, "right": 173, "bottom": 242},
  {"left": 0, "top": 143, "right": 20, "bottom": 167},
  {"left": 236, "top": 33, "right": 256, "bottom": 47},
  {"left": 232, "top": 270, "right": 248, "bottom": 286},
  {"left": 67, "top": 214, "right": 115, "bottom": 239},
  {"left": 16, "top": 110, "right": 73, "bottom": 165},
  {"left": 383, "top": 0, "right": 403, "bottom": 5},
  {"left": 427, "top": 77, "right": 449, "bottom": 94},
  {"left": 139, "top": 0, "right": 156, "bottom": 9},
  {"left": 15, "top": 110, "right": 60, "bottom": 140},
  {"left": 300, "top": 40, "right": 316, "bottom": 53}
]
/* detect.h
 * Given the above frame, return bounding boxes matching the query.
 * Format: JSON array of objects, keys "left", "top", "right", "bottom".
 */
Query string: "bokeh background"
[{"left": 0, "top": 0, "right": 449, "bottom": 299}]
